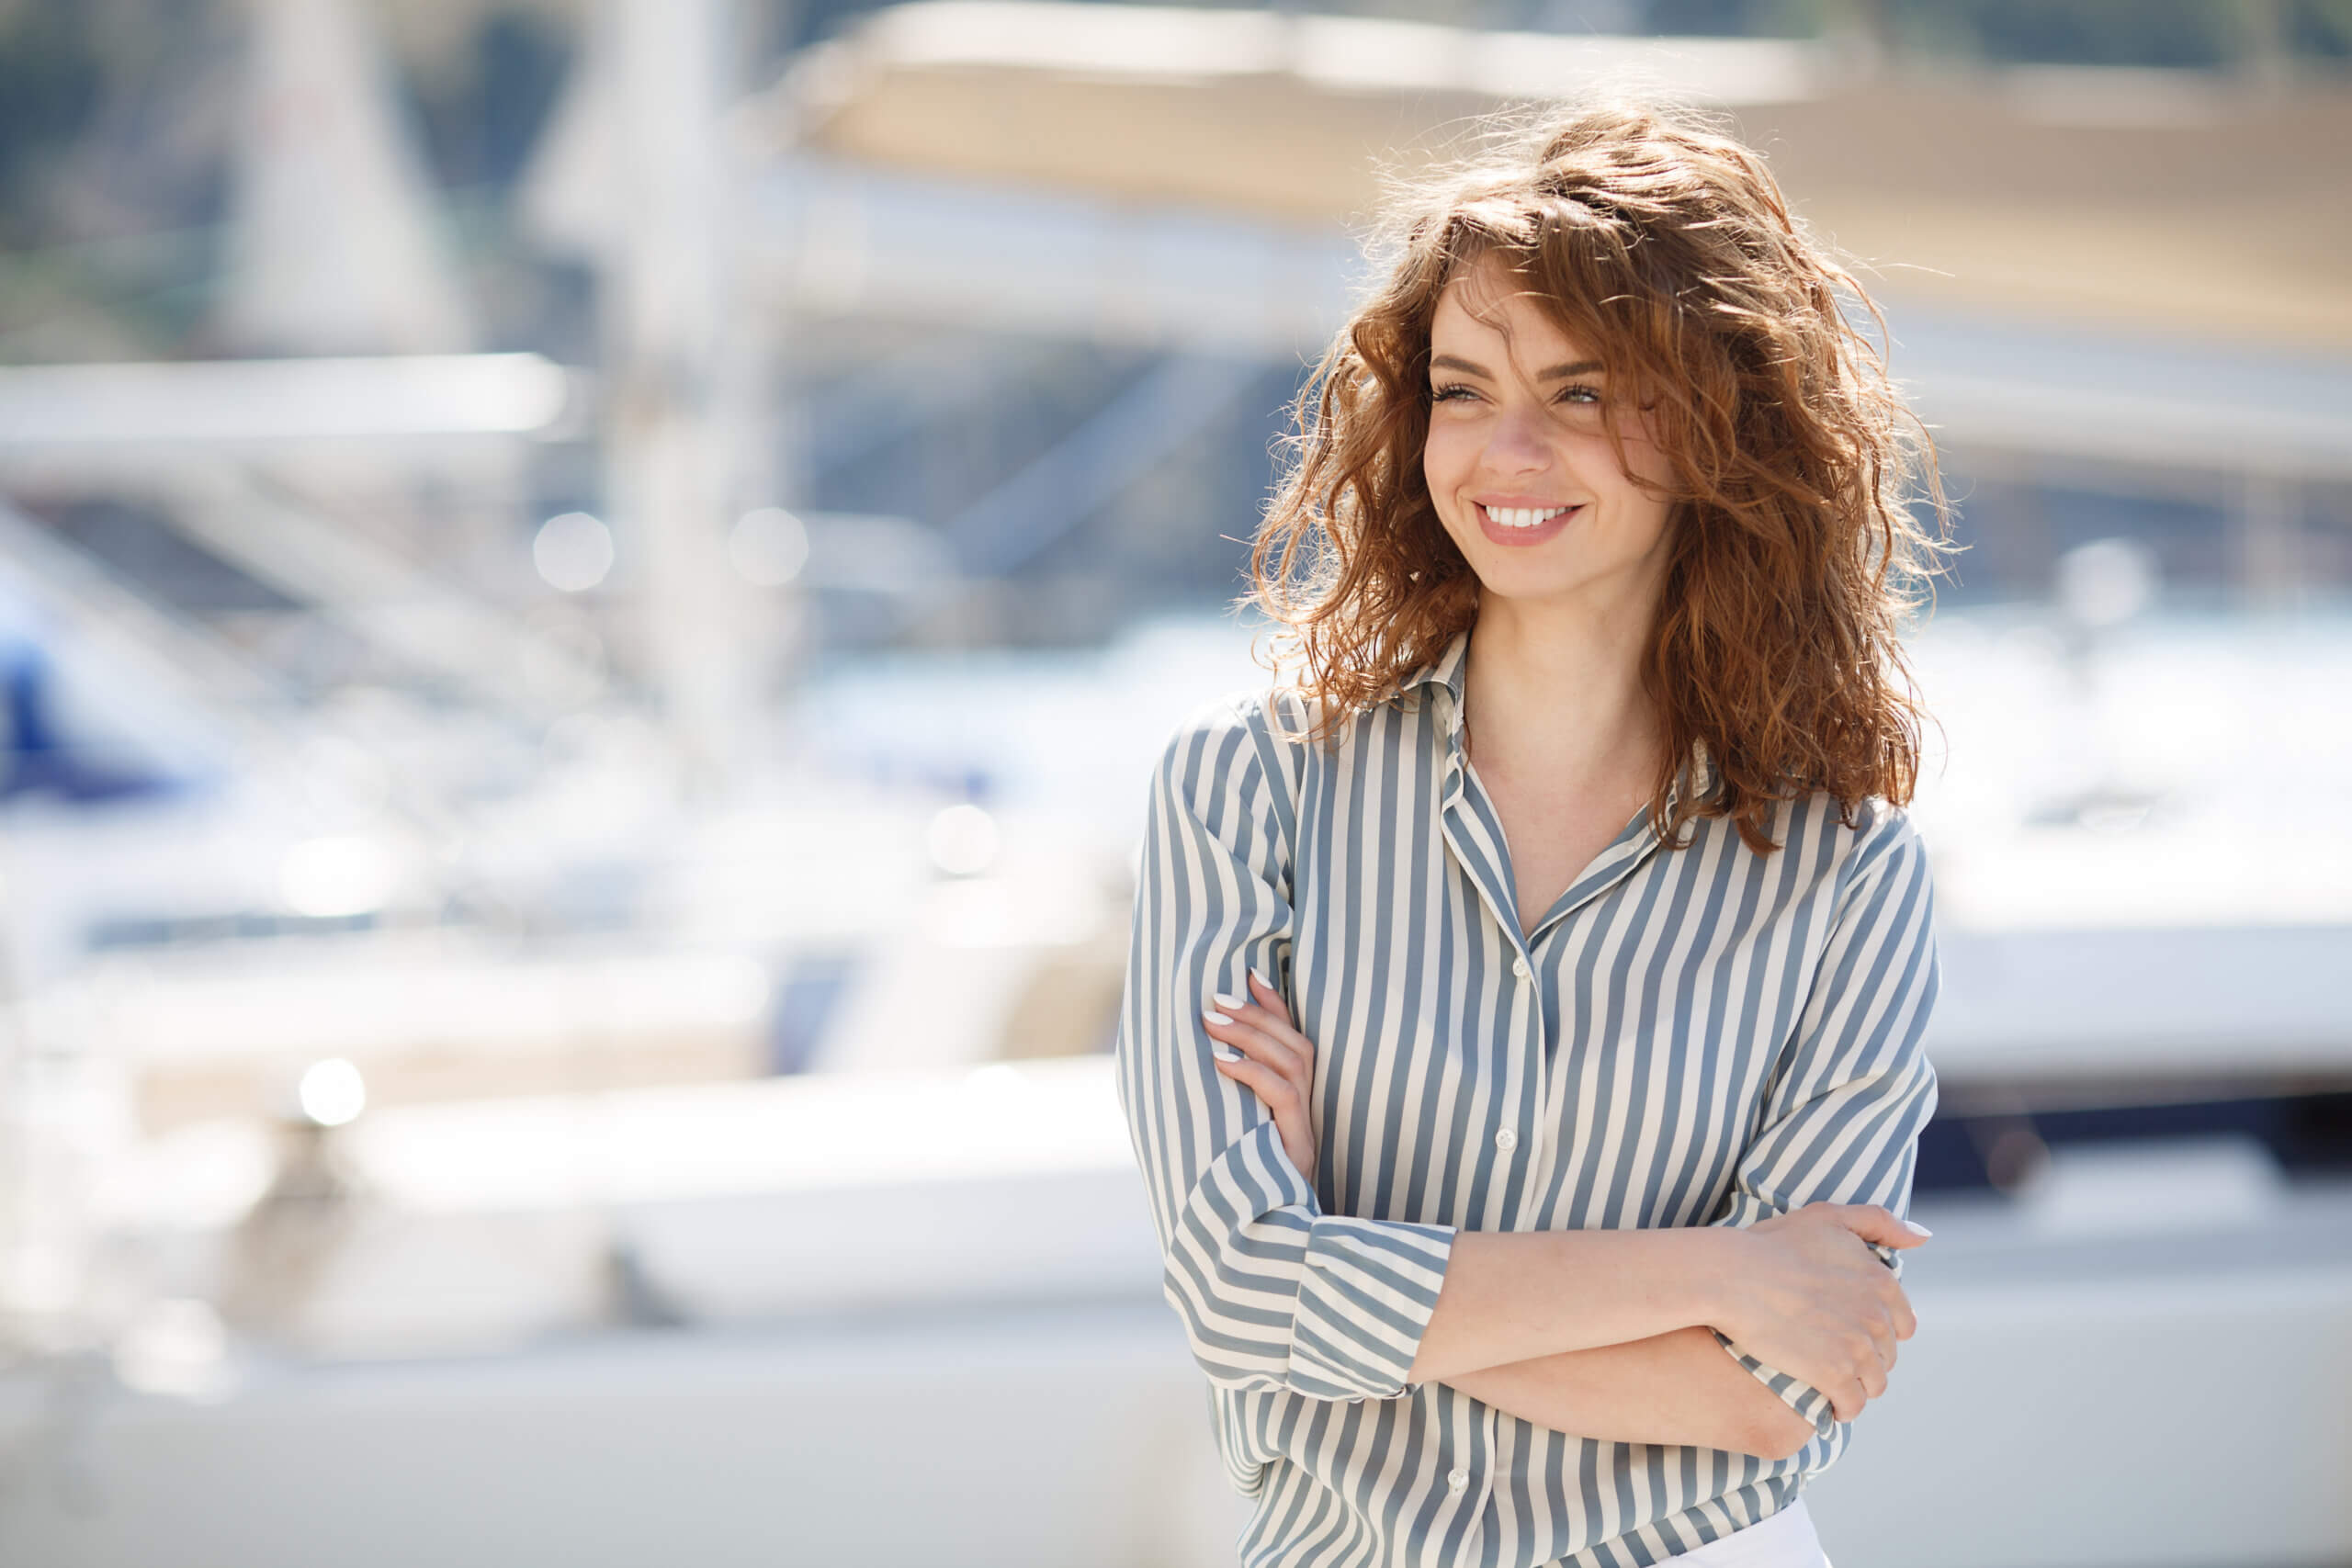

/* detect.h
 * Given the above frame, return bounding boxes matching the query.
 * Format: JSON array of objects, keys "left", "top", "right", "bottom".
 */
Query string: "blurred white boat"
[{"left": 0, "top": 1056, "right": 2345, "bottom": 1568}]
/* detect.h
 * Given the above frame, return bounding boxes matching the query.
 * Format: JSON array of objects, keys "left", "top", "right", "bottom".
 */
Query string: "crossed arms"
[
  {"left": 1114, "top": 715, "right": 1940, "bottom": 1462},
  {"left": 1210, "top": 972, "right": 1928, "bottom": 1461}
]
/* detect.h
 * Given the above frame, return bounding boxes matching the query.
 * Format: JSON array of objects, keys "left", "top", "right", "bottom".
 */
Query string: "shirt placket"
[
  {"left": 1430, "top": 711, "right": 1524, "bottom": 1550},
  {"left": 1441, "top": 717, "right": 1677, "bottom": 1235},
  {"left": 1433, "top": 701, "right": 1548, "bottom": 1228},
  {"left": 1427, "top": 1421, "right": 1494, "bottom": 1568},
  {"left": 1522, "top": 817, "right": 1670, "bottom": 1175}
]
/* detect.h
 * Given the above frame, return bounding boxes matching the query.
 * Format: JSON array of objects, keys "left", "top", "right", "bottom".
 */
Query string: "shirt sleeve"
[
  {"left": 1707, "top": 800, "right": 1942, "bottom": 1464},
  {"left": 1114, "top": 695, "right": 1457, "bottom": 1402}
]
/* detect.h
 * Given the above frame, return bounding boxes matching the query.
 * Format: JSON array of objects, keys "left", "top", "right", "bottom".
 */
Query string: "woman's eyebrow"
[{"left": 1429, "top": 354, "right": 1604, "bottom": 380}]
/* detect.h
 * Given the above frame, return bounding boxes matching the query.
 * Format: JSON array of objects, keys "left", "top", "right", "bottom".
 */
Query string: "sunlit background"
[{"left": 0, "top": 2, "right": 2347, "bottom": 1564}]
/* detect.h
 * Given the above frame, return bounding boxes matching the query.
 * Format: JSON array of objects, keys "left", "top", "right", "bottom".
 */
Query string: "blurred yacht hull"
[{"left": 1, "top": 1060, "right": 2346, "bottom": 1568}]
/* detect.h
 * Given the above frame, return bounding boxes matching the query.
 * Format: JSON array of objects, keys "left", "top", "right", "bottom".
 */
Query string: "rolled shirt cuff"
[
  {"left": 1713, "top": 1328, "right": 1839, "bottom": 1441},
  {"left": 1288, "top": 1213, "right": 1458, "bottom": 1400}
]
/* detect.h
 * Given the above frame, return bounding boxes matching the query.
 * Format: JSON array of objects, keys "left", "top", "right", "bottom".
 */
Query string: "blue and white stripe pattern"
[{"left": 1114, "top": 630, "right": 1939, "bottom": 1568}]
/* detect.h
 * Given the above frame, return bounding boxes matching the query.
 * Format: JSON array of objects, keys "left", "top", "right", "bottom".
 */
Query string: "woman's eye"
[{"left": 1430, "top": 381, "right": 1600, "bottom": 410}]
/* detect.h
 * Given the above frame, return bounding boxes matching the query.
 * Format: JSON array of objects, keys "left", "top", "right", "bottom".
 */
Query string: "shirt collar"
[
  {"left": 1403, "top": 626, "right": 1719, "bottom": 818},
  {"left": 1398, "top": 630, "right": 1472, "bottom": 733}
]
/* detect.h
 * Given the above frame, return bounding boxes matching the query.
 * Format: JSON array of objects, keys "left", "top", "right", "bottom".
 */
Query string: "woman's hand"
[
  {"left": 1715, "top": 1203, "right": 1928, "bottom": 1422},
  {"left": 1203, "top": 971, "right": 1317, "bottom": 1186}
]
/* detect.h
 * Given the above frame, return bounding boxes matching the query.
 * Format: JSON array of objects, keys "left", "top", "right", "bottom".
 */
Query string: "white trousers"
[{"left": 1666, "top": 1499, "right": 1830, "bottom": 1566}]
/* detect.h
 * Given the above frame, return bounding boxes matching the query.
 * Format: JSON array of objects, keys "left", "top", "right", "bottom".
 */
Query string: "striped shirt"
[{"left": 1114, "top": 629, "right": 1939, "bottom": 1568}]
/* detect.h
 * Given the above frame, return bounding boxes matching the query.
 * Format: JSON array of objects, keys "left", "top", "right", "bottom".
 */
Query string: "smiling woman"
[
  {"left": 1253, "top": 101, "right": 1948, "bottom": 858},
  {"left": 1116, "top": 98, "right": 1949, "bottom": 1568}
]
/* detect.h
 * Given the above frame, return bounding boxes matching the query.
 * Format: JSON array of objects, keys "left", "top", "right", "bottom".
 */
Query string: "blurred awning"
[
  {"left": 746, "top": 2, "right": 2352, "bottom": 351},
  {"left": 741, "top": 152, "right": 2352, "bottom": 482},
  {"left": 0, "top": 354, "right": 579, "bottom": 472},
  {"left": 754, "top": 3, "right": 1820, "bottom": 220}
]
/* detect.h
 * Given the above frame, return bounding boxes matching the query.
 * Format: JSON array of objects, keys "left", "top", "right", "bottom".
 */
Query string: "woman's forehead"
[{"left": 1431, "top": 257, "right": 1595, "bottom": 367}]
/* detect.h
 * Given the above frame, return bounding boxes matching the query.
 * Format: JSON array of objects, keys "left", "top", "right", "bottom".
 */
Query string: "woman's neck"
[{"left": 1463, "top": 592, "right": 1662, "bottom": 784}]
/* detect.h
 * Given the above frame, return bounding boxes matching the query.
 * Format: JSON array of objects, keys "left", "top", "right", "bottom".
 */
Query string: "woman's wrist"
[{"left": 1666, "top": 1224, "right": 1751, "bottom": 1337}]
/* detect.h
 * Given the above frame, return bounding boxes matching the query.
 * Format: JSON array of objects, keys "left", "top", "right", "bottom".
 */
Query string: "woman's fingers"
[
  {"left": 1204, "top": 1007, "right": 1308, "bottom": 1086},
  {"left": 1825, "top": 1202, "right": 1931, "bottom": 1251},
  {"left": 1206, "top": 976, "right": 1317, "bottom": 1185},
  {"left": 1212, "top": 1053, "right": 1316, "bottom": 1182},
  {"left": 1212, "top": 1013, "right": 1311, "bottom": 1080},
  {"left": 1216, "top": 976, "right": 1313, "bottom": 1065},
  {"left": 1245, "top": 969, "right": 1293, "bottom": 1024},
  {"left": 1206, "top": 1014, "right": 1313, "bottom": 1132},
  {"left": 1211, "top": 1046, "right": 1302, "bottom": 1111},
  {"left": 1864, "top": 1312, "right": 1897, "bottom": 1375}
]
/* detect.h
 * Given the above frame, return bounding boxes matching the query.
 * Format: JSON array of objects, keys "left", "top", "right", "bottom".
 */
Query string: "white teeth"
[{"left": 1484, "top": 504, "right": 1568, "bottom": 529}]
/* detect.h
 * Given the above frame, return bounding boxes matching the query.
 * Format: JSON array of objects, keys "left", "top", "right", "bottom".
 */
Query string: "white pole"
[
  {"left": 603, "top": 0, "right": 751, "bottom": 792},
  {"left": 2237, "top": 471, "right": 2301, "bottom": 612}
]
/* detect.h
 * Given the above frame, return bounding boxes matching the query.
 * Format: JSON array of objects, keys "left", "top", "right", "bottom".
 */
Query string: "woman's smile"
[{"left": 1475, "top": 500, "right": 1582, "bottom": 545}]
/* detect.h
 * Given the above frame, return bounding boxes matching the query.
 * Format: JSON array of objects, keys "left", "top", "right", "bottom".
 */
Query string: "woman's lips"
[{"left": 1476, "top": 501, "right": 1580, "bottom": 547}]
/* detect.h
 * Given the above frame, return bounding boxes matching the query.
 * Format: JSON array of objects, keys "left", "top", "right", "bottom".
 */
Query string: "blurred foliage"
[
  {"left": 1643, "top": 0, "right": 2352, "bottom": 59},
  {"left": 0, "top": 1, "right": 576, "bottom": 363},
  {"left": 0, "top": 226, "right": 219, "bottom": 363},
  {"left": 1878, "top": 0, "right": 2352, "bottom": 65},
  {"left": 1648, "top": 0, "right": 1824, "bottom": 37},
  {"left": 401, "top": 8, "right": 571, "bottom": 193},
  {"left": 0, "top": 0, "right": 100, "bottom": 243},
  {"left": 2288, "top": 0, "right": 2352, "bottom": 51}
]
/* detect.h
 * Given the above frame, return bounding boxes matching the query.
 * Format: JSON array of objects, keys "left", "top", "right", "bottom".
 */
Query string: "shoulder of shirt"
[
  {"left": 1159, "top": 682, "right": 1320, "bottom": 760},
  {"left": 1849, "top": 795, "right": 1927, "bottom": 852},
  {"left": 1781, "top": 792, "right": 1930, "bottom": 884},
  {"left": 1149, "top": 684, "right": 1332, "bottom": 825}
]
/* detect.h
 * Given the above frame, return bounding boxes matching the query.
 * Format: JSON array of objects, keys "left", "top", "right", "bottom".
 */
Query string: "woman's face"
[{"left": 1421, "top": 254, "right": 1678, "bottom": 623}]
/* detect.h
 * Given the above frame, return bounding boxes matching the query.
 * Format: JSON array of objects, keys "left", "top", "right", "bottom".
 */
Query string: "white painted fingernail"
[
  {"left": 1902, "top": 1220, "right": 1932, "bottom": 1237},
  {"left": 1212, "top": 991, "right": 1246, "bottom": 1010},
  {"left": 1202, "top": 1009, "right": 1233, "bottom": 1026},
  {"left": 1213, "top": 1044, "right": 1242, "bottom": 1061}
]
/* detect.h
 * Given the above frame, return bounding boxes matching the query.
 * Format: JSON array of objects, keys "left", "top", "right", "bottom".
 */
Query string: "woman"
[{"left": 1115, "top": 100, "right": 1945, "bottom": 1568}]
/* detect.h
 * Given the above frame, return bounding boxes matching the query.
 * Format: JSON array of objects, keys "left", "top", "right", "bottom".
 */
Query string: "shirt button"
[
  {"left": 1447, "top": 1468, "right": 1470, "bottom": 1494},
  {"left": 1512, "top": 957, "right": 1531, "bottom": 981},
  {"left": 1495, "top": 1128, "right": 1518, "bottom": 1152}
]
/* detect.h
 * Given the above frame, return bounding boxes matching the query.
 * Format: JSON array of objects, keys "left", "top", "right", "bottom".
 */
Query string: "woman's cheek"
[
  {"left": 1611, "top": 413, "right": 1678, "bottom": 494},
  {"left": 1420, "top": 432, "right": 1472, "bottom": 525},
  {"left": 1420, "top": 421, "right": 1467, "bottom": 488}
]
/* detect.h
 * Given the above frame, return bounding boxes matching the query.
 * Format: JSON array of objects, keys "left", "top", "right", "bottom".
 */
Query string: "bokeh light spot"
[{"left": 535, "top": 511, "right": 616, "bottom": 592}]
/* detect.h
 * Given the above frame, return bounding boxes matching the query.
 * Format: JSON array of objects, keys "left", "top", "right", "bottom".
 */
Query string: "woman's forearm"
[
  {"left": 1405, "top": 1227, "right": 1736, "bottom": 1384},
  {"left": 1444, "top": 1327, "right": 1816, "bottom": 1460}
]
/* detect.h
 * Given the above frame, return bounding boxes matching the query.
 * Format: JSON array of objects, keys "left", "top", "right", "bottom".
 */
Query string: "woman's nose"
[{"left": 1481, "top": 408, "right": 1554, "bottom": 474}]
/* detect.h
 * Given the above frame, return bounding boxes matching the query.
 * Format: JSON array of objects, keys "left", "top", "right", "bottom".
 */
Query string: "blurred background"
[{"left": 0, "top": 1, "right": 2346, "bottom": 1564}]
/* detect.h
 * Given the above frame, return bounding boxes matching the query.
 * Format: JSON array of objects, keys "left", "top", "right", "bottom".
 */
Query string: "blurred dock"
[{"left": 0, "top": 1053, "right": 2347, "bottom": 1567}]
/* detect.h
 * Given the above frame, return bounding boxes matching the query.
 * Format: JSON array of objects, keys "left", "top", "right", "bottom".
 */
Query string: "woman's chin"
[
  {"left": 1466, "top": 558, "right": 1607, "bottom": 605},
  {"left": 1470, "top": 561, "right": 1679, "bottom": 630}
]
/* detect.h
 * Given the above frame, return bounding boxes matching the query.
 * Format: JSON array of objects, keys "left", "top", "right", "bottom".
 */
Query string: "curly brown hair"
[{"left": 1250, "top": 98, "right": 1949, "bottom": 854}]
